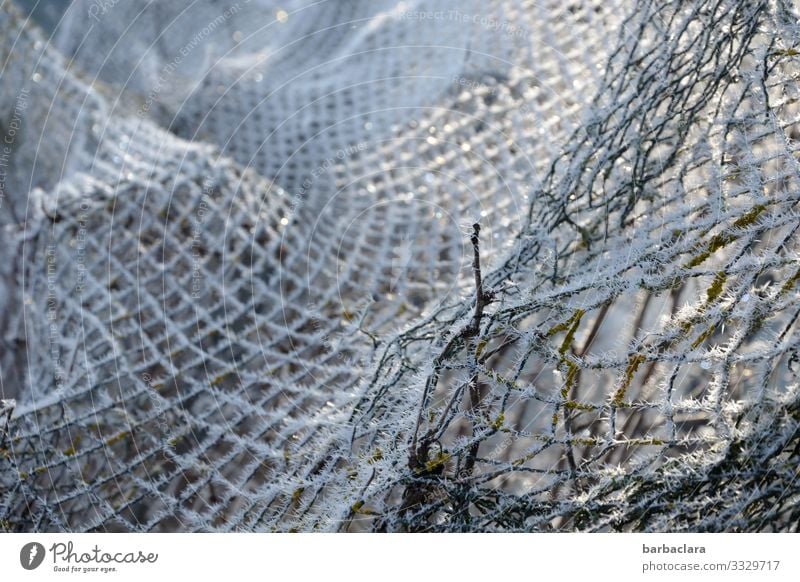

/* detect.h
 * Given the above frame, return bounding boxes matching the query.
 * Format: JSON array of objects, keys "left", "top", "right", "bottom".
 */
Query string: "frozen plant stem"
[
  {"left": 402, "top": 224, "right": 491, "bottom": 528},
  {"left": 410, "top": 223, "right": 493, "bottom": 461},
  {"left": 461, "top": 223, "right": 489, "bottom": 480},
  {"left": 467, "top": 223, "right": 487, "bottom": 336}
]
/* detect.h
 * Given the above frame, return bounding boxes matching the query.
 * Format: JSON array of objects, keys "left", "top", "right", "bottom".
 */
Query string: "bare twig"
[
  {"left": 460, "top": 224, "right": 491, "bottom": 480},
  {"left": 409, "top": 224, "right": 494, "bottom": 460}
]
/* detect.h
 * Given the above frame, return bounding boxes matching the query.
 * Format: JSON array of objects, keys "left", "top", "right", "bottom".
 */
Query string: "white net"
[{"left": 1, "top": 0, "right": 799, "bottom": 532}]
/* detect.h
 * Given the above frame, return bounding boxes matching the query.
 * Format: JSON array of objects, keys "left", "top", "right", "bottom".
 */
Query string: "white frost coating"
[{"left": 1, "top": 0, "right": 800, "bottom": 532}]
